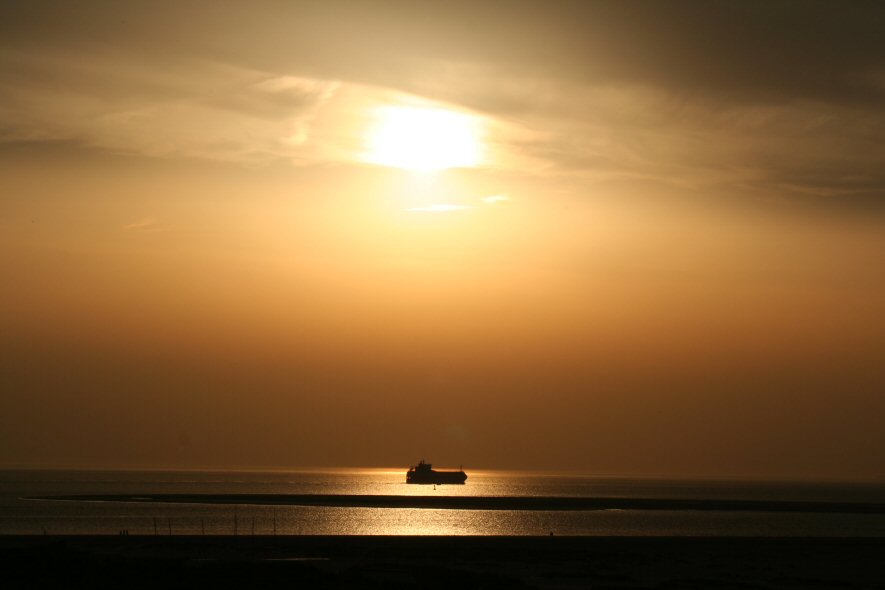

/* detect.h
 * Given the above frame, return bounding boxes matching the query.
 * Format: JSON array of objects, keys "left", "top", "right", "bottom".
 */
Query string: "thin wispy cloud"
[
  {"left": 481, "top": 195, "right": 509, "bottom": 204},
  {"left": 122, "top": 217, "right": 160, "bottom": 231},
  {"left": 407, "top": 204, "right": 473, "bottom": 212}
]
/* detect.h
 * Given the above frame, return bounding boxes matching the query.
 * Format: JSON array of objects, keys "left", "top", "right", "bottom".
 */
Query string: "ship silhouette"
[{"left": 406, "top": 460, "right": 467, "bottom": 484}]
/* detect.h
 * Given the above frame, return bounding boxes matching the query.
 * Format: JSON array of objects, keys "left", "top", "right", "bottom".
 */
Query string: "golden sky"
[{"left": 1, "top": 1, "right": 884, "bottom": 477}]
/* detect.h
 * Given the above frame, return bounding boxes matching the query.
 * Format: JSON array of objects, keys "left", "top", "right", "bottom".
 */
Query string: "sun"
[{"left": 363, "top": 106, "right": 483, "bottom": 171}]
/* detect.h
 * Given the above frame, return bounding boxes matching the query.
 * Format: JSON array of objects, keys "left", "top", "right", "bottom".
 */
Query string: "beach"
[
  {"left": 2, "top": 534, "right": 883, "bottom": 589},
  {"left": 6, "top": 471, "right": 885, "bottom": 586}
]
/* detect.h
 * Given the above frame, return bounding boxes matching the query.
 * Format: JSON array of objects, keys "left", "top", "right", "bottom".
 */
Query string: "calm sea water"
[{"left": 2, "top": 469, "right": 885, "bottom": 536}]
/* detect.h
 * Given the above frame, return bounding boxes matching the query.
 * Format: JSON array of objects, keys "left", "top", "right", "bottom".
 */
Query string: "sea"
[{"left": 3, "top": 469, "right": 885, "bottom": 537}]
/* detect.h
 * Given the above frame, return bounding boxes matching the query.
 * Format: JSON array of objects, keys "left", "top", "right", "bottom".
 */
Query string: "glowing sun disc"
[{"left": 364, "top": 106, "right": 483, "bottom": 171}]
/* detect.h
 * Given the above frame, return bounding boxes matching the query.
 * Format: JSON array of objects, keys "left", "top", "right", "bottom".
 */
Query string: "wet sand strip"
[{"left": 27, "top": 493, "right": 885, "bottom": 513}]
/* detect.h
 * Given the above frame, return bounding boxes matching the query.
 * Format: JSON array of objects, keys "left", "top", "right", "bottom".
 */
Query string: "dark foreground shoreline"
[
  {"left": 28, "top": 493, "right": 885, "bottom": 514},
  {"left": 2, "top": 535, "right": 884, "bottom": 589}
]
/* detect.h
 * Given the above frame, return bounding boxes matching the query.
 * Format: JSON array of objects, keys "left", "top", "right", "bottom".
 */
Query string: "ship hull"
[{"left": 406, "top": 470, "right": 467, "bottom": 485}]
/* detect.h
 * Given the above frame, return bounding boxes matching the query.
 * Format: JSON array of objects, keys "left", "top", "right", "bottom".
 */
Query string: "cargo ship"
[{"left": 406, "top": 460, "right": 467, "bottom": 484}]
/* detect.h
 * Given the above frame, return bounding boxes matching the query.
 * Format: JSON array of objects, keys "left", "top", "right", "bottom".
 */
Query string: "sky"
[{"left": 1, "top": 0, "right": 884, "bottom": 478}]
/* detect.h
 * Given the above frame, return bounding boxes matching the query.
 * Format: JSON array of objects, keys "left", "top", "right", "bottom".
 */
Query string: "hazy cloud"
[
  {"left": 1, "top": 1, "right": 884, "bottom": 207},
  {"left": 0, "top": 50, "right": 338, "bottom": 162}
]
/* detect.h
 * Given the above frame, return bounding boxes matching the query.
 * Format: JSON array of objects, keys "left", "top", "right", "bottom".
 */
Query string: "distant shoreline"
[{"left": 26, "top": 493, "right": 885, "bottom": 514}]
